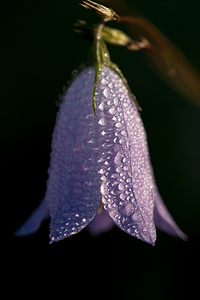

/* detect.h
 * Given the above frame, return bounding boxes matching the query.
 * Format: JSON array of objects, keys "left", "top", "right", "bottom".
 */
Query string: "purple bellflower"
[
  {"left": 15, "top": 66, "right": 186, "bottom": 245},
  {"left": 15, "top": 1, "right": 187, "bottom": 245}
]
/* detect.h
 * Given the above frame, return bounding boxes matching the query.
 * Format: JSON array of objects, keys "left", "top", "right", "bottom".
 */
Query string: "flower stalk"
[{"left": 79, "top": 1, "right": 142, "bottom": 113}]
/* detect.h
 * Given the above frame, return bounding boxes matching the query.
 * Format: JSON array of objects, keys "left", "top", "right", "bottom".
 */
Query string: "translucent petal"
[
  {"left": 94, "top": 67, "right": 157, "bottom": 245},
  {"left": 15, "top": 198, "right": 48, "bottom": 236},
  {"left": 47, "top": 67, "right": 102, "bottom": 243},
  {"left": 154, "top": 192, "right": 187, "bottom": 240}
]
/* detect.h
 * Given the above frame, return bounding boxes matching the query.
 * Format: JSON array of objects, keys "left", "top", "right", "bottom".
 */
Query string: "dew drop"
[
  {"left": 98, "top": 157, "right": 104, "bottom": 163},
  {"left": 117, "top": 107, "right": 122, "bottom": 113},
  {"left": 98, "top": 169, "right": 105, "bottom": 174},
  {"left": 114, "top": 151, "right": 123, "bottom": 165},
  {"left": 99, "top": 103, "right": 104, "bottom": 111},
  {"left": 120, "top": 193, "right": 126, "bottom": 200},
  {"left": 99, "top": 117, "right": 106, "bottom": 125},
  {"left": 108, "top": 82, "right": 113, "bottom": 88},
  {"left": 118, "top": 183, "right": 124, "bottom": 191},
  {"left": 119, "top": 202, "right": 136, "bottom": 216},
  {"left": 115, "top": 122, "right": 123, "bottom": 128},
  {"left": 142, "top": 227, "right": 148, "bottom": 234},
  {"left": 119, "top": 138, "right": 125, "bottom": 144},
  {"left": 109, "top": 107, "right": 116, "bottom": 115},
  {"left": 111, "top": 173, "right": 119, "bottom": 179},
  {"left": 101, "top": 183, "right": 108, "bottom": 195},
  {"left": 131, "top": 210, "right": 141, "bottom": 222},
  {"left": 101, "top": 78, "right": 108, "bottom": 85},
  {"left": 103, "top": 88, "right": 111, "bottom": 98},
  {"left": 116, "top": 166, "right": 122, "bottom": 173},
  {"left": 121, "top": 130, "right": 127, "bottom": 136},
  {"left": 114, "top": 97, "right": 119, "bottom": 106},
  {"left": 101, "top": 175, "right": 106, "bottom": 181}
]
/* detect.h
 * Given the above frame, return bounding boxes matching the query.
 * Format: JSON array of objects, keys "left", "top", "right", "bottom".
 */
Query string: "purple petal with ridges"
[
  {"left": 15, "top": 198, "right": 48, "bottom": 236},
  {"left": 154, "top": 192, "right": 187, "bottom": 240},
  {"left": 47, "top": 67, "right": 102, "bottom": 243},
  {"left": 94, "top": 67, "right": 157, "bottom": 245}
]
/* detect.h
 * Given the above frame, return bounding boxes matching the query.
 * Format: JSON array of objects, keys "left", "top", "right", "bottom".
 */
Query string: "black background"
[{"left": 2, "top": 0, "right": 200, "bottom": 298}]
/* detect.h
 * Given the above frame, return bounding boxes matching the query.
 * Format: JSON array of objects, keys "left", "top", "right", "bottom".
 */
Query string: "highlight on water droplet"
[
  {"left": 103, "top": 87, "right": 111, "bottom": 98},
  {"left": 109, "top": 107, "right": 116, "bottom": 115},
  {"left": 98, "top": 117, "right": 107, "bottom": 125}
]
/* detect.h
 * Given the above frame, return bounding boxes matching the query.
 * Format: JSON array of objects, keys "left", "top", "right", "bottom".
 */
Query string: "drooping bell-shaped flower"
[{"left": 15, "top": 1, "right": 187, "bottom": 245}]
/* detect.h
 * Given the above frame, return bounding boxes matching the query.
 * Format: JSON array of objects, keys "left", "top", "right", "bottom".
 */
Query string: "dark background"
[{"left": 2, "top": 0, "right": 200, "bottom": 298}]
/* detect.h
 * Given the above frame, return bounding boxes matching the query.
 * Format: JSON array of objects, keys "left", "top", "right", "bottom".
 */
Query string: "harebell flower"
[{"left": 15, "top": 1, "right": 187, "bottom": 245}]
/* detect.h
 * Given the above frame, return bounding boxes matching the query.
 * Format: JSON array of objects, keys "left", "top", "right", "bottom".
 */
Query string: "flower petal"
[
  {"left": 87, "top": 208, "right": 115, "bottom": 235},
  {"left": 94, "top": 66, "right": 157, "bottom": 245},
  {"left": 15, "top": 198, "right": 49, "bottom": 236},
  {"left": 46, "top": 67, "right": 102, "bottom": 243},
  {"left": 154, "top": 192, "right": 187, "bottom": 240}
]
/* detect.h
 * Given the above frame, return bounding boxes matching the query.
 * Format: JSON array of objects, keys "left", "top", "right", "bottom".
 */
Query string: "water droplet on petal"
[
  {"left": 101, "top": 78, "right": 108, "bottom": 85},
  {"left": 99, "top": 103, "right": 104, "bottom": 111},
  {"left": 111, "top": 173, "right": 119, "bottom": 179},
  {"left": 121, "top": 130, "right": 127, "bottom": 136},
  {"left": 108, "top": 82, "right": 113, "bottom": 88},
  {"left": 118, "top": 183, "right": 124, "bottom": 191},
  {"left": 142, "top": 227, "right": 148, "bottom": 234},
  {"left": 103, "top": 87, "right": 111, "bottom": 98},
  {"left": 131, "top": 210, "right": 141, "bottom": 222},
  {"left": 101, "top": 183, "right": 108, "bottom": 195},
  {"left": 98, "top": 169, "right": 105, "bottom": 174},
  {"left": 99, "top": 117, "right": 106, "bottom": 125},
  {"left": 109, "top": 107, "right": 116, "bottom": 115},
  {"left": 120, "top": 193, "right": 126, "bottom": 200},
  {"left": 113, "top": 97, "right": 118, "bottom": 106},
  {"left": 119, "top": 202, "right": 136, "bottom": 216},
  {"left": 115, "top": 122, "right": 122, "bottom": 128},
  {"left": 114, "top": 151, "right": 123, "bottom": 165},
  {"left": 101, "top": 175, "right": 106, "bottom": 181}
]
